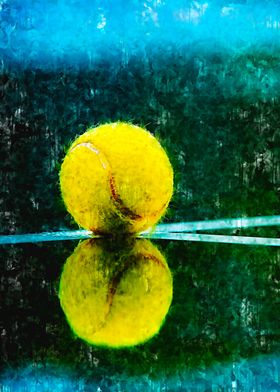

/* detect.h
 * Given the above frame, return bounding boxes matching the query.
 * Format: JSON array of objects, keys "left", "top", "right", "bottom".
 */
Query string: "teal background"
[{"left": 1, "top": 0, "right": 280, "bottom": 390}]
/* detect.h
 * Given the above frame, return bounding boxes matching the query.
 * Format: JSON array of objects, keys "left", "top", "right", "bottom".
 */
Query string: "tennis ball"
[
  {"left": 59, "top": 238, "right": 173, "bottom": 348},
  {"left": 59, "top": 122, "right": 173, "bottom": 234}
]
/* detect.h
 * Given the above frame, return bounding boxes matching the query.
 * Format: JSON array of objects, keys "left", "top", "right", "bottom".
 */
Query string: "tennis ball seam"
[
  {"left": 60, "top": 122, "right": 174, "bottom": 233},
  {"left": 93, "top": 251, "right": 170, "bottom": 336},
  {"left": 70, "top": 142, "right": 169, "bottom": 224},
  {"left": 59, "top": 239, "right": 173, "bottom": 348},
  {"left": 70, "top": 142, "right": 141, "bottom": 222}
]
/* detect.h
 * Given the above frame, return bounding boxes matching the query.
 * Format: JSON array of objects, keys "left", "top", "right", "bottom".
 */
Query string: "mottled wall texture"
[
  {"left": 1, "top": 0, "right": 280, "bottom": 390},
  {"left": 1, "top": 43, "right": 280, "bottom": 234}
]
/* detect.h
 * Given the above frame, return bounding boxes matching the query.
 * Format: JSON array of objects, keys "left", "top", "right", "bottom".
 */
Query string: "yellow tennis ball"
[
  {"left": 59, "top": 122, "right": 173, "bottom": 233},
  {"left": 59, "top": 238, "right": 173, "bottom": 348}
]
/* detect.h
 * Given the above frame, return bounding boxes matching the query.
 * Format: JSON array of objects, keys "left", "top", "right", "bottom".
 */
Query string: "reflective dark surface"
[{"left": 1, "top": 237, "right": 279, "bottom": 389}]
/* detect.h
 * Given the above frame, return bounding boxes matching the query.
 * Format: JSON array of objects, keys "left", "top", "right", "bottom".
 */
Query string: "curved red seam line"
[
  {"left": 71, "top": 142, "right": 143, "bottom": 221},
  {"left": 106, "top": 252, "right": 167, "bottom": 309},
  {"left": 71, "top": 142, "right": 170, "bottom": 223}
]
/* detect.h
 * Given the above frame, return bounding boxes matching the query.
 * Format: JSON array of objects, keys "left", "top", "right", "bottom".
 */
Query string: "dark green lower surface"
[{"left": 1, "top": 239, "right": 279, "bottom": 389}]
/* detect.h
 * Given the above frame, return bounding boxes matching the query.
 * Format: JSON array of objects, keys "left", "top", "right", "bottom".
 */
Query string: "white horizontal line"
[
  {"left": 143, "top": 215, "right": 280, "bottom": 233},
  {"left": 140, "top": 232, "right": 280, "bottom": 246},
  {"left": 1, "top": 215, "right": 280, "bottom": 245},
  {"left": 0, "top": 230, "right": 95, "bottom": 245}
]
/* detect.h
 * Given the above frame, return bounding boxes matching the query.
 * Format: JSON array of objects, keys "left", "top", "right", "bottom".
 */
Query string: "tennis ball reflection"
[{"left": 59, "top": 238, "right": 173, "bottom": 348}]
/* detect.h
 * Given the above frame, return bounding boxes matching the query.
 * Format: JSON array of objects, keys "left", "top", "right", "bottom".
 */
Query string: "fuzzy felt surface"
[
  {"left": 59, "top": 238, "right": 173, "bottom": 348},
  {"left": 59, "top": 122, "right": 173, "bottom": 233}
]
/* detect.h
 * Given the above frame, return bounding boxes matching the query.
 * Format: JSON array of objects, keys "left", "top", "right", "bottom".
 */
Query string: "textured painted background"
[{"left": 1, "top": 0, "right": 280, "bottom": 390}]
